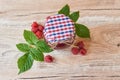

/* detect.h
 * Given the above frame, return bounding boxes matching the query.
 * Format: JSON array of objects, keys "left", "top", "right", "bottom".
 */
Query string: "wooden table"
[{"left": 0, "top": 0, "right": 120, "bottom": 80}]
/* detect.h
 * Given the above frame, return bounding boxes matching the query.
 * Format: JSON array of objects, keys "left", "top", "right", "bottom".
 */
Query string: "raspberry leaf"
[
  {"left": 75, "top": 23, "right": 90, "bottom": 38},
  {"left": 16, "top": 43, "right": 30, "bottom": 52},
  {"left": 17, "top": 53, "right": 34, "bottom": 74},
  {"left": 58, "top": 4, "right": 70, "bottom": 16},
  {"left": 30, "top": 48, "right": 44, "bottom": 61},
  {"left": 24, "top": 30, "right": 39, "bottom": 45},
  {"left": 36, "top": 40, "right": 53, "bottom": 53},
  {"left": 69, "top": 11, "right": 79, "bottom": 22}
]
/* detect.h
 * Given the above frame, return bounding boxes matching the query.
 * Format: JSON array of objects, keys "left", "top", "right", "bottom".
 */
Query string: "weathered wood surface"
[{"left": 0, "top": 0, "right": 120, "bottom": 80}]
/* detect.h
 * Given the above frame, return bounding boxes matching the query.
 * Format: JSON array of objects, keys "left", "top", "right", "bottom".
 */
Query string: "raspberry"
[
  {"left": 35, "top": 31, "right": 43, "bottom": 39},
  {"left": 79, "top": 48, "right": 87, "bottom": 55},
  {"left": 31, "top": 27, "right": 38, "bottom": 33},
  {"left": 71, "top": 47, "right": 79, "bottom": 55},
  {"left": 44, "top": 55, "right": 54, "bottom": 63},
  {"left": 76, "top": 41, "right": 84, "bottom": 49},
  {"left": 31, "top": 22, "right": 39, "bottom": 27},
  {"left": 38, "top": 25, "right": 44, "bottom": 31}
]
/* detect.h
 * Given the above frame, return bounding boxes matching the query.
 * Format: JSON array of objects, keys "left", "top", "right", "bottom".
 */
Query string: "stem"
[{"left": 30, "top": 45, "right": 36, "bottom": 48}]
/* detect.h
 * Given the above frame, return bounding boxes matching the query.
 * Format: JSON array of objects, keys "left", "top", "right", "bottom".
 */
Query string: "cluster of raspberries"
[
  {"left": 31, "top": 22, "right": 87, "bottom": 63},
  {"left": 31, "top": 22, "right": 44, "bottom": 39},
  {"left": 71, "top": 41, "right": 87, "bottom": 55}
]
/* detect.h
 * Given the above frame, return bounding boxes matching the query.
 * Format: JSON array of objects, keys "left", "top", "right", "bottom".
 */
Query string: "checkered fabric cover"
[{"left": 44, "top": 14, "right": 75, "bottom": 44}]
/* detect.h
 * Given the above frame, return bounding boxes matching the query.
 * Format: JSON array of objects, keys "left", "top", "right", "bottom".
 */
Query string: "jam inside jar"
[{"left": 55, "top": 43, "right": 69, "bottom": 49}]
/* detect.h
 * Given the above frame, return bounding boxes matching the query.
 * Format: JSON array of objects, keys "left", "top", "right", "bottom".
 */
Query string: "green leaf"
[
  {"left": 16, "top": 43, "right": 30, "bottom": 52},
  {"left": 69, "top": 11, "right": 79, "bottom": 22},
  {"left": 75, "top": 23, "right": 90, "bottom": 38},
  {"left": 17, "top": 53, "right": 34, "bottom": 74},
  {"left": 30, "top": 48, "right": 44, "bottom": 61},
  {"left": 24, "top": 30, "right": 39, "bottom": 45},
  {"left": 58, "top": 4, "right": 70, "bottom": 16},
  {"left": 36, "top": 40, "right": 53, "bottom": 53}
]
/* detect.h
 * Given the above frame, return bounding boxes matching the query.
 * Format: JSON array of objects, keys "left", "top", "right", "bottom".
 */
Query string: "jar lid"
[{"left": 44, "top": 14, "right": 75, "bottom": 46}]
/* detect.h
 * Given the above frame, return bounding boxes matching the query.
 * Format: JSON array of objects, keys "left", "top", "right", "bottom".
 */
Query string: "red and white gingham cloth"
[{"left": 44, "top": 14, "right": 75, "bottom": 44}]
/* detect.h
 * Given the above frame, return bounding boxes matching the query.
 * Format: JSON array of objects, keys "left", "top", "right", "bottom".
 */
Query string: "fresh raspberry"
[
  {"left": 76, "top": 41, "right": 85, "bottom": 49},
  {"left": 79, "top": 48, "right": 87, "bottom": 55},
  {"left": 35, "top": 31, "right": 43, "bottom": 39},
  {"left": 38, "top": 25, "right": 44, "bottom": 31},
  {"left": 44, "top": 55, "right": 54, "bottom": 63},
  {"left": 31, "top": 22, "right": 39, "bottom": 27},
  {"left": 71, "top": 47, "right": 79, "bottom": 55},
  {"left": 31, "top": 27, "right": 38, "bottom": 33}
]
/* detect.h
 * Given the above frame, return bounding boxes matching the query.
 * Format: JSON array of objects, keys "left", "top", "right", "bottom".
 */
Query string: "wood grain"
[
  {"left": 0, "top": 0, "right": 120, "bottom": 80},
  {"left": 0, "top": 0, "right": 120, "bottom": 11}
]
